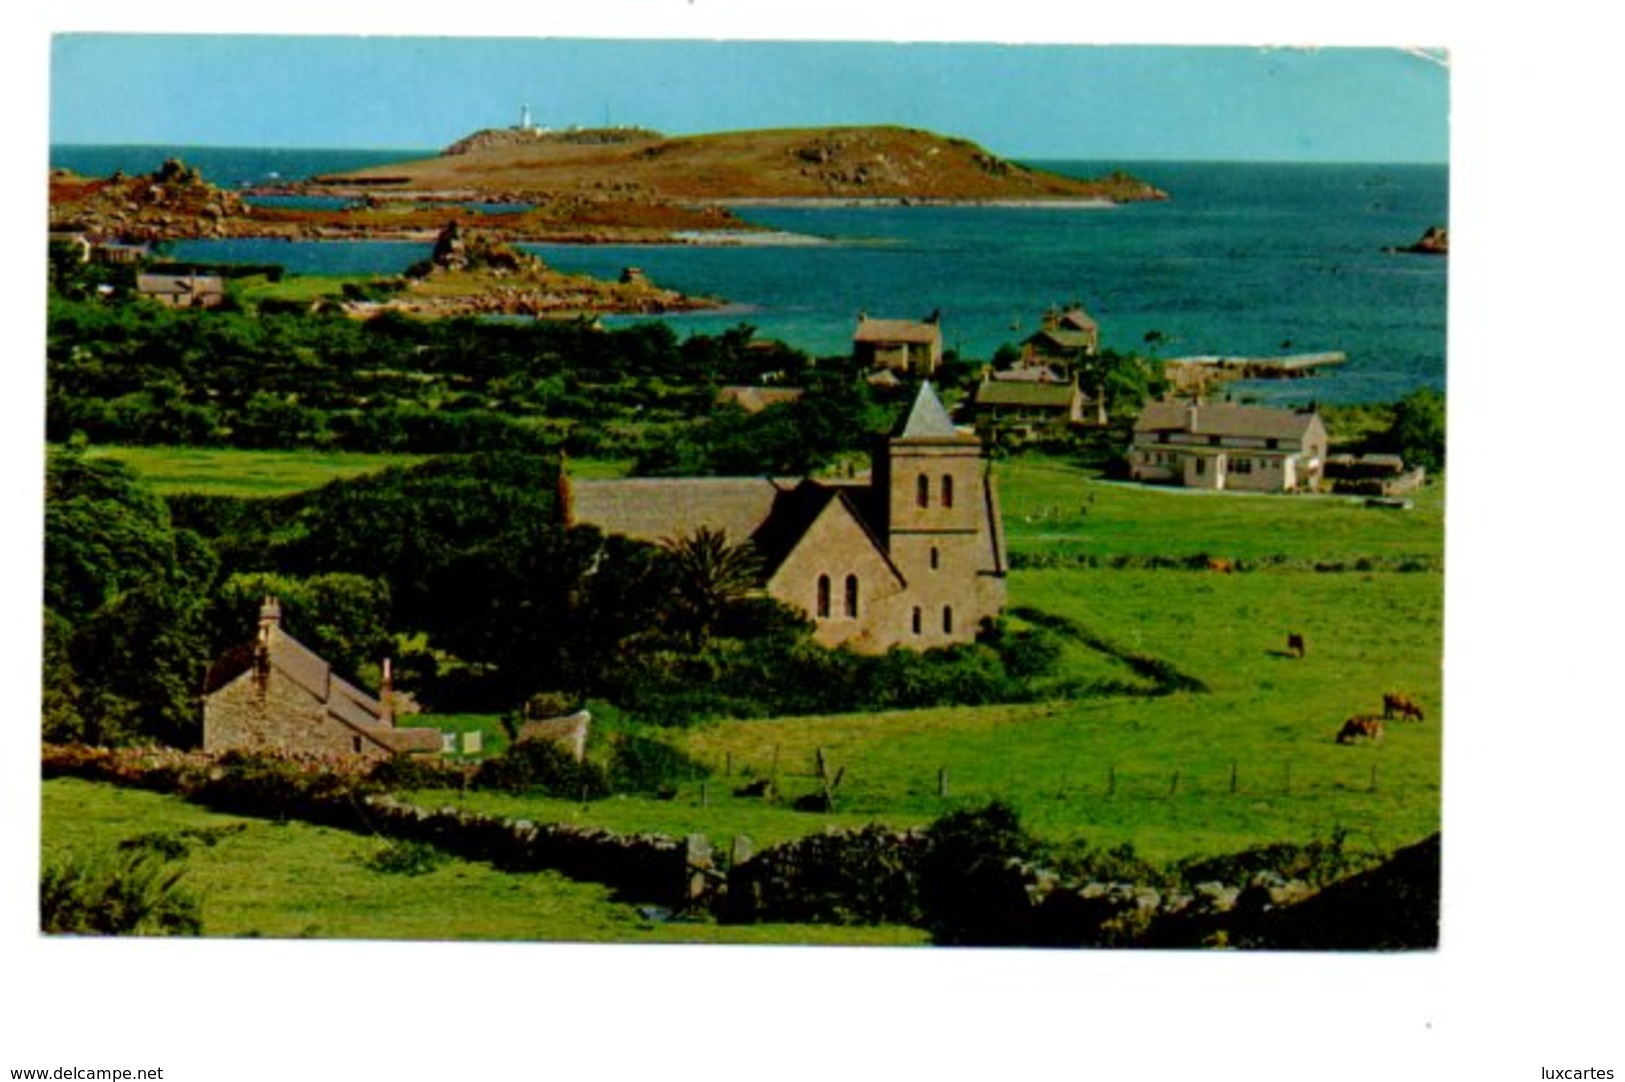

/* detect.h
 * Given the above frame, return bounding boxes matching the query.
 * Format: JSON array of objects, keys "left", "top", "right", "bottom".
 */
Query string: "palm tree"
[{"left": 660, "top": 527, "right": 765, "bottom": 646}]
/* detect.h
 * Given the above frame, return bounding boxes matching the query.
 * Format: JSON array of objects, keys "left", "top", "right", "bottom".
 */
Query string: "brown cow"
[
  {"left": 1336, "top": 716, "right": 1385, "bottom": 744},
  {"left": 1383, "top": 693, "right": 1425, "bottom": 722},
  {"left": 1287, "top": 633, "right": 1306, "bottom": 658}
]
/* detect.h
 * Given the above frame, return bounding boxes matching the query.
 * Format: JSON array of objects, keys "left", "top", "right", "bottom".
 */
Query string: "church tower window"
[
  {"left": 916, "top": 473, "right": 930, "bottom": 509},
  {"left": 941, "top": 474, "right": 954, "bottom": 508}
]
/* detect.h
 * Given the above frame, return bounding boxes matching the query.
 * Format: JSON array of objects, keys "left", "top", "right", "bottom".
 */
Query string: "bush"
[
  {"left": 919, "top": 801, "right": 1040, "bottom": 946},
  {"left": 607, "top": 732, "right": 712, "bottom": 795},
  {"left": 474, "top": 739, "right": 611, "bottom": 800},
  {"left": 41, "top": 848, "right": 203, "bottom": 936},
  {"left": 365, "top": 839, "right": 445, "bottom": 876}
]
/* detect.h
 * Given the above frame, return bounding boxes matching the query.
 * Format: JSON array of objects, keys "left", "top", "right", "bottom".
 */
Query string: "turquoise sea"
[{"left": 51, "top": 145, "right": 1448, "bottom": 405}]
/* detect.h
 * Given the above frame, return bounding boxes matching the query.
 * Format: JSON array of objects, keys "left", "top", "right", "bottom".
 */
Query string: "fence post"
[
  {"left": 700, "top": 780, "right": 709, "bottom": 808},
  {"left": 1284, "top": 762, "right": 1292, "bottom": 796},
  {"left": 1230, "top": 760, "right": 1238, "bottom": 795},
  {"left": 1107, "top": 764, "right": 1117, "bottom": 798},
  {"left": 1169, "top": 770, "right": 1180, "bottom": 797},
  {"left": 1369, "top": 764, "right": 1378, "bottom": 793},
  {"left": 938, "top": 767, "right": 949, "bottom": 799}
]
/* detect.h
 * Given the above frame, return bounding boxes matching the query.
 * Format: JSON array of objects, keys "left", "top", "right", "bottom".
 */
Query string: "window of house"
[
  {"left": 816, "top": 574, "right": 831, "bottom": 618},
  {"left": 844, "top": 574, "right": 859, "bottom": 618},
  {"left": 941, "top": 474, "right": 954, "bottom": 509},
  {"left": 1208, "top": 434, "right": 1221, "bottom": 446},
  {"left": 352, "top": 736, "right": 363, "bottom": 754},
  {"left": 1267, "top": 438, "right": 1279, "bottom": 450},
  {"left": 912, "top": 607, "right": 922, "bottom": 635},
  {"left": 943, "top": 606, "right": 954, "bottom": 635},
  {"left": 1194, "top": 458, "right": 1206, "bottom": 476},
  {"left": 916, "top": 474, "right": 930, "bottom": 509},
  {"left": 1234, "top": 458, "right": 1252, "bottom": 474}
]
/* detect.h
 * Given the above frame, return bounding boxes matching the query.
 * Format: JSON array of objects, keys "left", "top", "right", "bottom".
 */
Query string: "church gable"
[{"left": 767, "top": 491, "right": 907, "bottom": 651}]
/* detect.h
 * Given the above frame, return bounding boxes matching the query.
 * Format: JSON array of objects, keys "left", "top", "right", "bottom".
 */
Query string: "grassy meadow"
[
  {"left": 46, "top": 445, "right": 1444, "bottom": 936},
  {"left": 39, "top": 778, "right": 926, "bottom": 944},
  {"left": 84, "top": 445, "right": 425, "bottom": 498}
]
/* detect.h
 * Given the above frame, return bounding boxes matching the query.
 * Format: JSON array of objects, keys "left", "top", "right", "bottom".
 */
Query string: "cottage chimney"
[
  {"left": 380, "top": 657, "right": 395, "bottom": 727},
  {"left": 556, "top": 452, "right": 576, "bottom": 528},
  {"left": 258, "top": 596, "right": 281, "bottom": 639}
]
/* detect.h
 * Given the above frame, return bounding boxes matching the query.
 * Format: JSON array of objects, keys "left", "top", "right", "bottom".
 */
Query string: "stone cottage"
[
  {"left": 570, "top": 382, "right": 1007, "bottom": 653},
  {"left": 1128, "top": 399, "right": 1329, "bottom": 492},
  {"left": 201, "top": 599, "right": 441, "bottom": 759}
]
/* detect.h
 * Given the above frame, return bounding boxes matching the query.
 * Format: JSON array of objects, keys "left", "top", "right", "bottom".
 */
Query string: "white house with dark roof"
[
  {"left": 1129, "top": 400, "right": 1329, "bottom": 492},
  {"left": 569, "top": 383, "right": 1006, "bottom": 653}
]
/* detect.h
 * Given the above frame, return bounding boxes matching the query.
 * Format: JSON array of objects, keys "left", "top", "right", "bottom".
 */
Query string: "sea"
[{"left": 50, "top": 145, "right": 1448, "bottom": 405}]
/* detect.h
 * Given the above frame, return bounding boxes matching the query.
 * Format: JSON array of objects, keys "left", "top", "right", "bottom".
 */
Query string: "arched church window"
[
  {"left": 916, "top": 474, "right": 930, "bottom": 509},
  {"left": 844, "top": 574, "right": 859, "bottom": 618},
  {"left": 816, "top": 574, "right": 831, "bottom": 618},
  {"left": 941, "top": 474, "right": 955, "bottom": 508},
  {"left": 943, "top": 606, "right": 954, "bottom": 635}
]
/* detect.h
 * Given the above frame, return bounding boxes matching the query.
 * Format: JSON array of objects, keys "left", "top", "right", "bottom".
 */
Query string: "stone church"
[{"left": 569, "top": 382, "right": 1007, "bottom": 653}]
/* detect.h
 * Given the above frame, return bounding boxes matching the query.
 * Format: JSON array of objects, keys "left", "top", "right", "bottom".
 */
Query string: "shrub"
[
  {"left": 919, "top": 800, "right": 1040, "bottom": 946},
  {"left": 607, "top": 732, "right": 712, "bottom": 795},
  {"left": 369, "top": 754, "right": 471, "bottom": 792},
  {"left": 474, "top": 739, "right": 611, "bottom": 799},
  {"left": 365, "top": 839, "right": 445, "bottom": 876},
  {"left": 41, "top": 848, "right": 203, "bottom": 936}
]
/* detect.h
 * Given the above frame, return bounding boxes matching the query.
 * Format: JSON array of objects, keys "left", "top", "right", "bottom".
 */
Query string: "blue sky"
[{"left": 50, "top": 36, "right": 1447, "bottom": 162}]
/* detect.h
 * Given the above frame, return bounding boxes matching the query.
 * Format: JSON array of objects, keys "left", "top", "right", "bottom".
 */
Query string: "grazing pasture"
[{"left": 63, "top": 445, "right": 1443, "bottom": 883}]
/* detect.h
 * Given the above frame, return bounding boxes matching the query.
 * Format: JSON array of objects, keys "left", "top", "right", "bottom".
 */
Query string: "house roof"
[
  {"left": 571, "top": 477, "right": 792, "bottom": 546},
  {"left": 1134, "top": 400, "right": 1324, "bottom": 441},
  {"left": 136, "top": 273, "right": 224, "bottom": 297},
  {"left": 854, "top": 317, "right": 941, "bottom": 345},
  {"left": 974, "top": 380, "right": 1081, "bottom": 409},
  {"left": 716, "top": 386, "right": 805, "bottom": 414},
  {"left": 204, "top": 610, "right": 439, "bottom": 754},
  {"left": 1057, "top": 307, "right": 1098, "bottom": 332},
  {"left": 1025, "top": 328, "right": 1095, "bottom": 352}
]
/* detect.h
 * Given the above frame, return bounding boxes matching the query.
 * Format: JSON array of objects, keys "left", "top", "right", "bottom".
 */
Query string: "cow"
[
  {"left": 1287, "top": 632, "right": 1306, "bottom": 658},
  {"left": 1383, "top": 693, "right": 1425, "bottom": 722},
  {"left": 1336, "top": 716, "right": 1385, "bottom": 744},
  {"left": 1206, "top": 557, "right": 1235, "bottom": 574}
]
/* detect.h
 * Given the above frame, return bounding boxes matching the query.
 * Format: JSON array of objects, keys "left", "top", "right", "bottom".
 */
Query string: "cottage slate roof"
[
  {"left": 1134, "top": 400, "right": 1322, "bottom": 441},
  {"left": 571, "top": 477, "right": 792, "bottom": 546},
  {"left": 974, "top": 380, "right": 1081, "bottom": 409},
  {"left": 854, "top": 317, "right": 941, "bottom": 345},
  {"left": 204, "top": 616, "right": 439, "bottom": 754}
]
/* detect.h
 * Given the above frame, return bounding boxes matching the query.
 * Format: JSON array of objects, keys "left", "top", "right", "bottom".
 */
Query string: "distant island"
[
  {"left": 49, "top": 125, "right": 1169, "bottom": 249},
  {"left": 314, "top": 124, "right": 1170, "bottom": 206}
]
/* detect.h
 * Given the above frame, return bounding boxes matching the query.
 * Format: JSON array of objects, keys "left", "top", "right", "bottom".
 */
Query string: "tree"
[
  {"left": 43, "top": 448, "right": 217, "bottom": 746},
  {"left": 660, "top": 527, "right": 765, "bottom": 647},
  {"left": 1384, "top": 388, "right": 1446, "bottom": 473}
]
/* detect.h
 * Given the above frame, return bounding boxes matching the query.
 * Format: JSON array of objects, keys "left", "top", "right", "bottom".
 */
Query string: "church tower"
[{"left": 878, "top": 383, "right": 1006, "bottom": 646}]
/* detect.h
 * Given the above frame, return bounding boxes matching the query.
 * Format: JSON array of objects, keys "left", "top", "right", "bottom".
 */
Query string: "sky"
[{"left": 49, "top": 36, "right": 1448, "bottom": 162}]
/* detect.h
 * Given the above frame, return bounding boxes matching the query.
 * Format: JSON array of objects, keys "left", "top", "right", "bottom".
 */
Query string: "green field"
[
  {"left": 84, "top": 445, "right": 425, "bottom": 497},
  {"left": 39, "top": 778, "right": 925, "bottom": 944},
  {"left": 51, "top": 446, "right": 1444, "bottom": 929}
]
